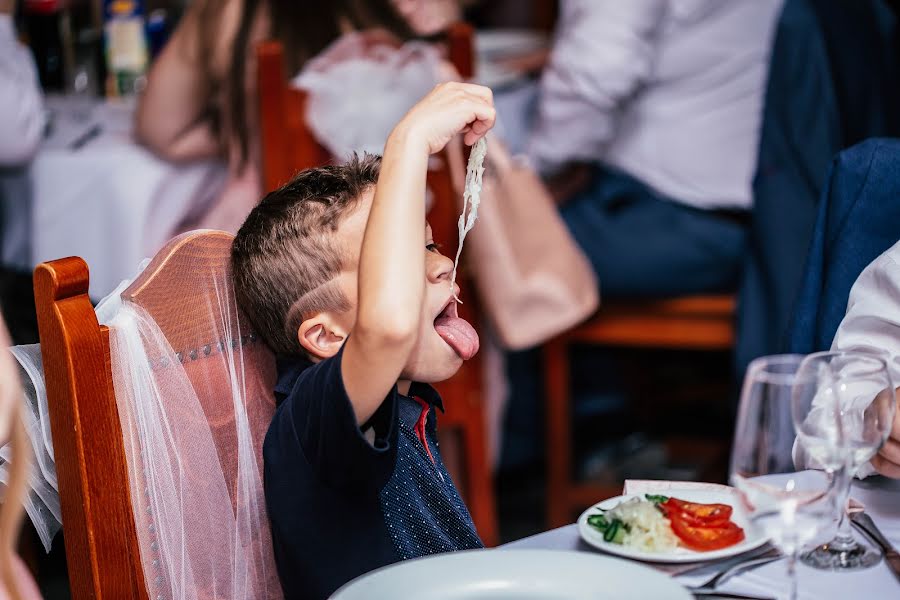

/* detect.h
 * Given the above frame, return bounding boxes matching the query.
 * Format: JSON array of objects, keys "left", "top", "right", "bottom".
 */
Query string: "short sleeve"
[{"left": 275, "top": 346, "right": 398, "bottom": 490}]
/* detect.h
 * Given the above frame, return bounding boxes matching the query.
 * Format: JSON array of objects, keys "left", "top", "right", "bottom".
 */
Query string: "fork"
[
  {"left": 688, "top": 547, "right": 783, "bottom": 594},
  {"left": 692, "top": 592, "right": 777, "bottom": 600}
]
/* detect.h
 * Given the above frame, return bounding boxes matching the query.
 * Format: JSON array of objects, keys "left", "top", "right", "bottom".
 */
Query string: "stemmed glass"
[
  {"left": 794, "top": 351, "right": 895, "bottom": 571},
  {"left": 730, "top": 355, "right": 838, "bottom": 600}
]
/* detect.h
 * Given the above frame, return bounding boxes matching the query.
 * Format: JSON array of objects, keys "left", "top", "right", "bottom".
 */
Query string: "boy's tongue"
[{"left": 434, "top": 314, "right": 479, "bottom": 360}]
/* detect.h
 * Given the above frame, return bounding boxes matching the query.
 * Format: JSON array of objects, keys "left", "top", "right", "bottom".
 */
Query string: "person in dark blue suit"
[
  {"left": 786, "top": 138, "right": 900, "bottom": 480},
  {"left": 736, "top": 0, "right": 900, "bottom": 377},
  {"left": 788, "top": 138, "right": 900, "bottom": 356}
]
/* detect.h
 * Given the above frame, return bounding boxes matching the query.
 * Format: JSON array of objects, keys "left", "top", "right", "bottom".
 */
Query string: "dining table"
[
  {"left": 502, "top": 474, "right": 900, "bottom": 600},
  {"left": 26, "top": 94, "right": 227, "bottom": 299}
]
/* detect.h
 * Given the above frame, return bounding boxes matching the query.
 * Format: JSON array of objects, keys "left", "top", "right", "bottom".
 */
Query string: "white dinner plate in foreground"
[
  {"left": 331, "top": 548, "right": 691, "bottom": 599},
  {"left": 578, "top": 489, "right": 768, "bottom": 563}
]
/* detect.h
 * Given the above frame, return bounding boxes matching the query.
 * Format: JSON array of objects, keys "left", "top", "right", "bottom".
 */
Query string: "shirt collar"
[
  {"left": 407, "top": 382, "right": 444, "bottom": 412},
  {"left": 274, "top": 354, "right": 444, "bottom": 412},
  {"left": 274, "top": 354, "right": 312, "bottom": 404}
]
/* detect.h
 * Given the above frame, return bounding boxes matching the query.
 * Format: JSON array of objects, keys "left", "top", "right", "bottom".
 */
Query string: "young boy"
[{"left": 231, "top": 83, "right": 496, "bottom": 599}]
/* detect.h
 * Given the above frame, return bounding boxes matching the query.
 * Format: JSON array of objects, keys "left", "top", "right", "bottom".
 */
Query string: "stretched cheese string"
[{"left": 451, "top": 137, "right": 487, "bottom": 303}]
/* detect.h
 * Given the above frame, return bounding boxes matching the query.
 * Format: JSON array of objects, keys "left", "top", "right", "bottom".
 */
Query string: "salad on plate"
[{"left": 586, "top": 494, "right": 746, "bottom": 553}]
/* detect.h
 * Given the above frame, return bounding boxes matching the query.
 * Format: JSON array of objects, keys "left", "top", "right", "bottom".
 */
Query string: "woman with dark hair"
[{"left": 135, "top": 0, "right": 463, "bottom": 231}]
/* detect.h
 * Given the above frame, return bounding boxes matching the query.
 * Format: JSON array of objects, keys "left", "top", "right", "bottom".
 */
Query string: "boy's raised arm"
[{"left": 342, "top": 83, "right": 495, "bottom": 424}]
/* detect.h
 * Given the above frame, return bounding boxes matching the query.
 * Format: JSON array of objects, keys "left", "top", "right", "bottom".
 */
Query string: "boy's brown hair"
[{"left": 231, "top": 154, "right": 381, "bottom": 355}]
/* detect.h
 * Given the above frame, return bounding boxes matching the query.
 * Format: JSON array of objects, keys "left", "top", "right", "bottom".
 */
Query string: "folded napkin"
[{"left": 624, "top": 479, "right": 736, "bottom": 497}]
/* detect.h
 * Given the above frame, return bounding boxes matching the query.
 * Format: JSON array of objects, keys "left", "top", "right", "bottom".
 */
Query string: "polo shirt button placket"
[{"left": 412, "top": 396, "right": 444, "bottom": 482}]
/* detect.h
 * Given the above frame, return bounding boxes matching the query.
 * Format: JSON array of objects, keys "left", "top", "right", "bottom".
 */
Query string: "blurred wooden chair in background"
[
  {"left": 34, "top": 230, "right": 276, "bottom": 599},
  {"left": 255, "top": 23, "right": 498, "bottom": 546},
  {"left": 544, "top": 295, "right": 736, "bottom": 528}
]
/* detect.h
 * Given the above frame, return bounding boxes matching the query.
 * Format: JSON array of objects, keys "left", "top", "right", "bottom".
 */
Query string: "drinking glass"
[
  {"left": 794, "top": 351, "right": 895, "bottom": 571},
  {"left": 67, "top": 29, "right": 101, "bottom": 122},
  {"left": 731, "top": 355, "right": 837, "bottom": 600}
]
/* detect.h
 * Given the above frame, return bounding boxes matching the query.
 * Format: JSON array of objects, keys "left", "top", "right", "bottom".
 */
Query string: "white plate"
[
  {"left": 578, "top": 489, "right": 768, "bottom": 563},
  {"left": 332, "top": 548, "right": 692, "bottom": 599}
]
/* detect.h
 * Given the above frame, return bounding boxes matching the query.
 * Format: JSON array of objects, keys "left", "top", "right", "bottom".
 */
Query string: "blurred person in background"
[
  {"left": 528, "top": 0, "right": 783, "bottom": 298},
  {"left": 736, "top": 0, "right": 900, "bottom": 377},
  {"left": 136, "top": 0, "right": 465, "bottom": 233},
  {"left": 0, "top": 315, "right": 41, "bottom": 600},
  {"left": 0, "top": 0, "right": 43, "bottom": 166},
  {"left": 501, "top": 0, "right": 784, "bottom": 471},
  {"left": 0, "top": 0, "right": 44, "bottom": 345}
]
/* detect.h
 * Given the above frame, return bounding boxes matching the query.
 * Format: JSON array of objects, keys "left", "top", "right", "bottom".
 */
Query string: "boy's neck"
[{"left": 398, "top": 380, "right": 411, "bottom": 396}]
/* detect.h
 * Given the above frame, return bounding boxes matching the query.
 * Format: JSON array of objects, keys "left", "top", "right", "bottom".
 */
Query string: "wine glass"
[
  {"left": 730, "top": 355, "right": 838, "bottom": 600},
  {"left": 794, "top": 351, "right": 895, "bottom": 571}
]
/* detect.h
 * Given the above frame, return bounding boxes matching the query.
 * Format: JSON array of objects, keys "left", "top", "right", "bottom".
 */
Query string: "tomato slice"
[
  {"left": 669, "top": 516, "right": 745, "bottom": 551},
  {"left": 661, "top": 498, "right": 733, "bottom": 527}
]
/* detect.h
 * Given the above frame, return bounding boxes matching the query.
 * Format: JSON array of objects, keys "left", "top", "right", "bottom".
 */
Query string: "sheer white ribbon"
[{"left": 1, "top": 261, "right": 282, "bottom": 599}]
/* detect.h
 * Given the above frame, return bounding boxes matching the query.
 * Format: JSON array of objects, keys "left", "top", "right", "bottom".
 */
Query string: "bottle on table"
[{"left": 103, "top": 0, "right": 148, "bottom": 96}]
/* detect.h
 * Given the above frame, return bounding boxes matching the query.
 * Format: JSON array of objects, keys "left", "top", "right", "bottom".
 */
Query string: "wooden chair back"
[
  {"left": 34, "top": 230, "right": 275, "bottom": 600},
  {"left": 257, "top": 42, "right": 330, "bottom": 191}
]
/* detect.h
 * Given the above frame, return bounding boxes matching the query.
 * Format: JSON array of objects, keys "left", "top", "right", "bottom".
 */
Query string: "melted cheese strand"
[{"left": 451, "top": 137, "right": 487, "bottom": 303}]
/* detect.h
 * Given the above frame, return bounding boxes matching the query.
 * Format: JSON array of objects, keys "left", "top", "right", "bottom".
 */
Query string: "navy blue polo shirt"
[{"left": 264, "top": 346, "right": 483, "bottom": 600}]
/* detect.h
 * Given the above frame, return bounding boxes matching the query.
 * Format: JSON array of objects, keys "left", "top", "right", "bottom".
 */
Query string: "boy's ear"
[{"left": 297, "top": 312, "right": 348, "bottom": 360}]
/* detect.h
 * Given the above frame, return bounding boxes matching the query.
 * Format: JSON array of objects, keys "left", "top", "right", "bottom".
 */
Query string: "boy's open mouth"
[{"left": 433, "top": 298, "right": 479, "bottom": 360}]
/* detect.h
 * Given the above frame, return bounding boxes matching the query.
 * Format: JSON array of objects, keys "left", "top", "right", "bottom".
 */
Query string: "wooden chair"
[
  {"left": 254, "top": 23, "right": 498, "bottom": 546},
  {"left": 34, "top": 230, "right": 276, "bottom": 600},
  {"left": 544, "top": 295, "right": 736, "bottom": 528}
]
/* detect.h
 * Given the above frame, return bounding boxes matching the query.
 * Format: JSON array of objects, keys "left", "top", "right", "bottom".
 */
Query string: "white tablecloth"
[
  {"left": 28, "top": 95, "right": 227, "bottom": 298},
  {"left": 503, "top": 476, "right": 900, "bottom": 599}
]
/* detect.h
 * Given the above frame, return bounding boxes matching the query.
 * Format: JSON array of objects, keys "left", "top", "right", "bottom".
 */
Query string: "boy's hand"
[{"left": 391, "top": 82, "right": 496, "bottom": 156}]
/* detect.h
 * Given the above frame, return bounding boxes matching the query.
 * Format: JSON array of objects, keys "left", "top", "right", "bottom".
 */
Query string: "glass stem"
[
  {"left": 831, "top": 467, "right": 856, "bottom": 550},
  {"left": 787, "top": 551, "right": 798, "bottom": 600}
]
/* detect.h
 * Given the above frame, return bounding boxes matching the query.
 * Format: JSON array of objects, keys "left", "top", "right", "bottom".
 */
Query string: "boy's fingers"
[
  {"left": 463, "top": 130, "right": 485, "bottom": 146},
  {"left": 465, "top": 99, "right": 496, "bottom": 126},
  {"left": 470, "top": 120, "right": 491, "bottom": 135},
  {"left": 453, "top": 97, "right": 495, "bottom": 132},
  {"left": 457, "top": 83, "right": 493, "bottom": 104}
]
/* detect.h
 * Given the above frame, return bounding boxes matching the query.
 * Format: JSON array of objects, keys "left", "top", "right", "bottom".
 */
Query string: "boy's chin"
[{"left": 403, "top": 353, "right": 464, "bottom": 384}]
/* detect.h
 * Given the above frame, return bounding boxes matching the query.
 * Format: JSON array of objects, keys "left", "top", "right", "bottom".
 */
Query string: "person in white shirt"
[
  {"left": 830, "top": 240, "right": 900, "bottom": 479},
  {"left": 527, "top": 0, "right": 783, "bottom": 297},
  {"left": 0, "top": 0, "right": 43, "bottom": 166},
  {"left": 0, "top": 0, "right": 44, "bottom": 345}
]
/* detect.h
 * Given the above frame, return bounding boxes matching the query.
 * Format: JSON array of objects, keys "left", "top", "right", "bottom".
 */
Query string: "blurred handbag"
[{"left": 446, "top": 135, "right": 599, "bottom": 349}]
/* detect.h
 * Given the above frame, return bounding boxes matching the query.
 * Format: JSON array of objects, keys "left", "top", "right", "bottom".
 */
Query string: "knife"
[
  {"left": 692, "top": 591, "right": 775, "bottom": 600},
  {"left": 850, "top": 512, "right": 900, "bottom": 583}
]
